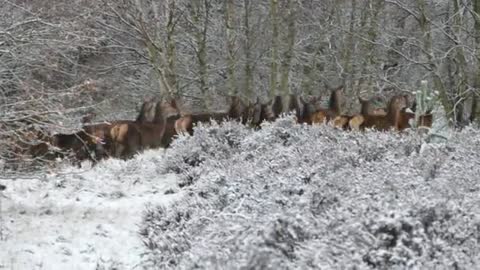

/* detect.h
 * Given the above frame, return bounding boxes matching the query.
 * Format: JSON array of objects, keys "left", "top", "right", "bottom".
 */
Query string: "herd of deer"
[{"left": 28, "top": 86, "right": 432, "bottom": 167}]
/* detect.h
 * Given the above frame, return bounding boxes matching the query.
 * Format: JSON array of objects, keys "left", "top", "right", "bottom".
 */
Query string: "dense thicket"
[{"left": 141, "top": 116, "right": 480, "bottom": 269}]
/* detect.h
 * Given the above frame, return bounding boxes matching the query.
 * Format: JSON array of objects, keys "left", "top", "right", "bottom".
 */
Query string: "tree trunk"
[
  {"left": 191, "top": 0, "right": 210, "bottom": 109},
  {"left": 269, "top": 0, "right": 279, "bottom": 97},
  {"left": 451, "top": 0, "right": 468, "bottom": 127},
  {"left": 471, "top": 0, "right": 480, "bottom": 123},
  {"left": 225, "top": 0, "right": 237, "bottom": 96},
  {"left": 300, "top": 47, "right": 321, "bottom": 96},
  {"left": 358, "top": 0, "right": 382, "bottom": 95},
  {"left": 279, "top": 0, "right": 296, "bottom": 97},
  {"left": 135, "top": 0, "right": 174, "bottom": 98},
  {"left": 165, "top": 0, "right": 178, "bottom": 98},
  {"left": 343, "top": 0, "right": 356, "bottom": 95},
  {"left": 416, "top": 0, "right": 452, "bottom": 121},
  {"left": 243, "top": 0, "right": 254, "bottom": 101}
]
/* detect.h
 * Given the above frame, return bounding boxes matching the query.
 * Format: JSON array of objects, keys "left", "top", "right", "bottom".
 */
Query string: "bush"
[
  {"left": 159, "top": 120, "right": 251, "bottom": 186},
  {"left": 142, "top": 115, "right": 480, "bottom": 269}
]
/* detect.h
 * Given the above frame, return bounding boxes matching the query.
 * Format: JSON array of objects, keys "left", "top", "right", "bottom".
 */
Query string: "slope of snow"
[{"left": 0, "top": 149, "right": 183, "bottom": 270}]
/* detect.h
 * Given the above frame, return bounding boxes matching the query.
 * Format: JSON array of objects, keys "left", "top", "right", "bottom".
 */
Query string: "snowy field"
[
  {"left": 0, "top": 151, "right": 184, "bottom": 270},
  {"left": 2, "top": 115, "right": 480, "bottom": 269}
]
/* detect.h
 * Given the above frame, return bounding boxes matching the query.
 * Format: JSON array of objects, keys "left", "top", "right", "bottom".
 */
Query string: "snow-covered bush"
[
  {"left": 159, "top": 120, "right": 250, "bottom": 186},
  {"left": 141, "top": 115, "right": 480, "bottom": 269}
]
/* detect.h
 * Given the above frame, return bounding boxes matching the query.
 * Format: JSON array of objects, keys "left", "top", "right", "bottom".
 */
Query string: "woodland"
[
  {"left": 3, "top": 0, "right": 480, "bottom": 172},
  {"left": 2, "top": 1, "right": 480, "bottom": 269}
]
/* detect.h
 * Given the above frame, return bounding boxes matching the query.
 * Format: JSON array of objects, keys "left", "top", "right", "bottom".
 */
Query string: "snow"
[
  {"left": 2, "top": 116, "right": 480, "bottom": 269},
  {"left": 0, "top": 149, "right": 183, "bottom": 270},
  {"left": 141, "top": 116, "right": 480, "bottom": 269}
]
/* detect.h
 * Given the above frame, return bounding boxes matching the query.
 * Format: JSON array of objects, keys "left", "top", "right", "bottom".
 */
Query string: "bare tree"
[
  {"left": 0, "top": 0, "right": 111, "bottom": 174},
  {"left": 242, "top": 0, "right": 254, "bottom": 100},
  {"left": 225, "top": 0, "right": 237, "bottom": 96},
  {"left": 8, "top": 0, "right": 480, "bottom": 175},
  {"left": 279, "top": 0, "right": 296, "bottom": 96},
  {"left": 269, "top": 0, "right": 280, "bottom": 97},
  {"left": 470, "top": 0, "right": 480, "bottom": 123}
]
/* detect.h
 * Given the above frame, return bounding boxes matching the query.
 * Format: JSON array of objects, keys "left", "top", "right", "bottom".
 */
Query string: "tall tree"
[
  {"left": 104, "top": 0, "right": 180, "bottom": 99},
  {"left": 416, "top": 0, "right": 451, "bottom": 120},
  {"left": 358, "top": 0, "right": 383, "bottom": 95},
  {"left": 225, "top": 0, "right": 237, "bottom": 96},
  {"left": 165, "top": 0, "right": 178, "bottom": 98},
  {"left": 243, "top": 0, "right": 254, "bottom": 100},
  {"left": 190, "top": 0, "right": 211, "bottom": 109},
  {"left": 343, "top": 0, "right": 357, "bottom": 95},
  {"left": 450, "top": 0, "right": 468, "bottom": 127},
  {"left": 269, "top": 0, "right": 279, "bottom": 97},
  {"left": 470, "top": 0, "right": 480, "bottom": 123},
  {"left": 279, "top": 0, "right": 296, "bottom": 96}
]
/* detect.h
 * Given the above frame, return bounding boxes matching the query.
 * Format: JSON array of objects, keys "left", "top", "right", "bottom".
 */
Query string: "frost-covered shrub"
[
  {"left": 140, "top": 115, "right": 480, "bottom": 269},
  {"left": 159, "top": 120, "right": 250, "bottom": 186},
  {"left": 362, "top": 202, "right": 480, "bottom": 269}
]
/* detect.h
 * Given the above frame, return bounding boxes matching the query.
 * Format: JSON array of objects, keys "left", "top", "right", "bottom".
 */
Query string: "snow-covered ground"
[
  {"left": 0, "top": 150, "right": 183, "bottom": 270},
  {"left": 1, "top": 116, "right": 480, "bottom": 269}
]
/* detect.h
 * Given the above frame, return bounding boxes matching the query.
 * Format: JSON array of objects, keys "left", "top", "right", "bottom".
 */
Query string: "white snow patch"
[{"left": 0, "top": 149, "right": 182, "bottom": 270}]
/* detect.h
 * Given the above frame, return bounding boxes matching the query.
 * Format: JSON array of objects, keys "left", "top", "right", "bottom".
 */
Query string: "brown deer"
[
  {"left": 174, "top": 112, "right": 232, "bottom": 135},
  {"left": 108, "top": 123, "right": 142, "bottom": 159},
  {"left": 93, "top": 98, "right": 179, "bottom": 159},
  {"left": 161, "top": 114, "right": 181, "bottom": 147},
  {"left": 136, "top": 98, "right": 181, "bottom": 148},
  {"left": 81, "top": 120, "right": 133, "bottom": 160},
  {"left": 26, "top": 120, "right": 117, "bottom": 166},
  {"left": 108, "top": 99, "right": 179, "bottom": 158},
  {"left": 264, "top": 94, "right": 306, "bottom": 123},
  {"left": 329, "top": 97, "right": 379, "bottom": 130},
  {"left": 310, "top": 86, "right": 344, "bottom": 125},
  {"left": 417, "top": 113, "right": 433, "bottom": 129},
  {"left": 332, "top": 115, "right": 352, "bottom": 130},
  {"left": 410, "top": 101, "right": 433, "bottom": 129},
  {"left": 247, "top": 97, "right": 276, "bottom": 128},
  {"left": 174, "top": 96, "right": 253, "bottom": 135},
  {"left": 397, "top": 103, "right": 433, "bottom": 131},
  {"left": 286, "top": 94, "right": 306, "bottom": 123},
  {"left": 48, "top": 129, "right": 104, "bottom": 166},
  {"left": 228, "top": 96, "right": 251, "bottom": 124},
  {"left": 299, "top": 96, "right": 320, "bottom": 125},
  {"left": 358, "top": 94, "right": 410, "bottom": 131},
  {"left": 349, "top": 96, "right": 386, "bottom": 130}
]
